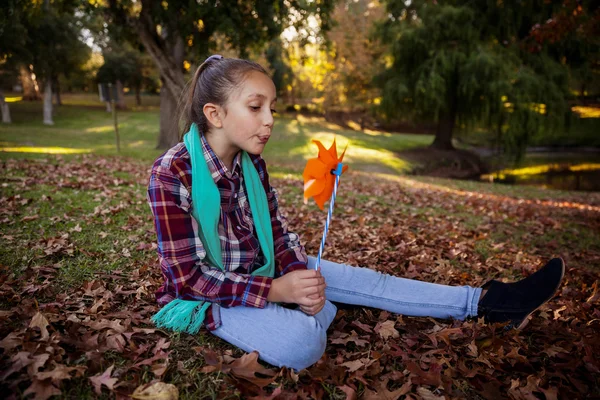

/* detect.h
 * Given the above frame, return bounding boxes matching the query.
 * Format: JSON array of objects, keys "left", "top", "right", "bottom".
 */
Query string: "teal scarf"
[{"left": 151, "top": 123, "right": 275, "bottom": 334}]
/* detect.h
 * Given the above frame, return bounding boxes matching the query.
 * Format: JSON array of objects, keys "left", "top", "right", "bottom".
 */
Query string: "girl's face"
[{"left": 219, "top": 71, "right": 276, "bottom": 156}]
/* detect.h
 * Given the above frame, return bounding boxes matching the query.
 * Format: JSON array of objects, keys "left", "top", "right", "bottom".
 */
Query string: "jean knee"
[{"left": 279, "top": 319, "right": 327, "bottom": 371}]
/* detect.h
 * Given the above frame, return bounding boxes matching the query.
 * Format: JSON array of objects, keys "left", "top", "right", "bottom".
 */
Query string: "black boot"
[{"left": 477, "top": 257, "right": 565, "bottom": 330}]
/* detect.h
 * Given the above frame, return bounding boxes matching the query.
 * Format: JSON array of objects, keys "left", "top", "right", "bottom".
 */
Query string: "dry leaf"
[
  {"left": 374, "top": 320, "right": 399, "bottom": 340},
  {"left": 132, "top": 381, "right": 179, "bottom": 400},
  {"left": 29, "top": 312, "right": 50, "bottom": 340},
  {"left": 416, "top": 386, "right": 445, "bottom": 400},
  {"left": 23, "top": 378, "right": 61, "bottom": 400},
  {"left": 89, "top": 364, "right": 118, "bottom": 394}
]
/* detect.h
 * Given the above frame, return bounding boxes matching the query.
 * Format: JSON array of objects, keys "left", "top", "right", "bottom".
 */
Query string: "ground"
[
  {"left": 0, "top": 154, "right": 599, "bottom": 399},
  {"left": 0, "top": 97, "right": 599, "bottom": 399}
]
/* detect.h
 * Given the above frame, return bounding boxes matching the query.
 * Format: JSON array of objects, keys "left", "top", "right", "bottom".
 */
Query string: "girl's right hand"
[{"left": 268, "top": 269, "right": 326, "bottom": 307}]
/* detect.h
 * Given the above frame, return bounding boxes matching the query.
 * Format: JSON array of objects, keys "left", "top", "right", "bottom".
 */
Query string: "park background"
[{"left": 1, "top": 0, "right": 599, "bottom": 399}]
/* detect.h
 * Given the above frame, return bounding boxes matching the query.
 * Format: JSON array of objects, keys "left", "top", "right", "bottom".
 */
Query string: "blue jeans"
[{"left": 210, "top": 256, "right": 482, "bottom": 371}]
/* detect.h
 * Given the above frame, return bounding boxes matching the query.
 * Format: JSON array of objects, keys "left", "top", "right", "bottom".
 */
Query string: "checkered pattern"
[{"left": 147, "top": 135, "right": 307, "bottom": 330}]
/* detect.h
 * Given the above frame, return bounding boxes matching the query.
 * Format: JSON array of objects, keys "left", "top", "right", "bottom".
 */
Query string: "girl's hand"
[
  {"left": 299, "top": 293, "right": 326, "bottom": 316},
  {"left": 268, "top": 269, "right": 326, "bottom": 307}
]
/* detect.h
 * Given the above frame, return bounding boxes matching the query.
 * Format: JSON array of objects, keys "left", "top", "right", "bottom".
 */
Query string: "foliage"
[
  {"left": 4, "top": 0, "right": 90, "bottom": 85},
  {"left": 376, "top": 0, "right": 584, "bottom": 159},
  {"left": 0, "top": 153, "right": 599, "bottom": 398},
  {"left": 95, "top": 0, "right": 336, "bottom": 148},
  {"left": 324, "top": 0, "right": 387, "bottom": 112}
]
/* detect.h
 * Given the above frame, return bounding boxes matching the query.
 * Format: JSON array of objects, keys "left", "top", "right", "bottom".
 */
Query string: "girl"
[{"left": 147, "top": 55, "right": 565, "bottom": 371}]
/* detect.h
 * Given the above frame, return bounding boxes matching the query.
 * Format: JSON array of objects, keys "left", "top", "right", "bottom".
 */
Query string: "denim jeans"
[{"left": 210, "top": 256, "right": 482, "bottom": 371}]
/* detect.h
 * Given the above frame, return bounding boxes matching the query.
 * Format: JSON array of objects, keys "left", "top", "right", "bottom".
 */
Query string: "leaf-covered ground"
[{"left": 1, "top": 155, "right": 599, "bottom": 399}]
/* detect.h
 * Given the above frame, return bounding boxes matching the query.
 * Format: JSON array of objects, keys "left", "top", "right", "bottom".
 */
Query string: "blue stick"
[{"left": 314, "top": 163, "right": 344, "bottom": 270}]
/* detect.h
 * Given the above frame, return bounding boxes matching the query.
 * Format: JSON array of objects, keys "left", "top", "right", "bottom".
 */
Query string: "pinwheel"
[{"left": 303, "top": 139, "right": 348, "bottom": 270}]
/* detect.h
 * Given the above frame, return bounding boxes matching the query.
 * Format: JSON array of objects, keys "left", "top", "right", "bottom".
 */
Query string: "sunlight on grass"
[
  {"left": 285, "top": 133, "right": 412, "bottom": 173},
  {"left": 481, "top": 163, "right": 600, "bottom": 180},
  {"left": 572, "top": 106, "right": 600, "bottom": 118},
  {"left": 288, "top": 132, "right": 345, "bottom": 158},
  {"left": 362, "top": 128, "right": 392, "bottom": 137},
  {"left": 0, "top": 146, "right": 92, "bottom": 154},
  {"left": 4, "top": 97, "right": 22, "bottom": 103},
  {"left": 85, "top": 125, "right": 114, "bottom": 133},
  {"left": 296, "top": 114, "right": 343, "bottom": 130},
  {"left": 270, "top": 171, "right": 302, "bottom": 180},
  {"left": 127, "top": 140, "right": 149, "bottom": 148},
  {"left": 345, "top": 145, "right": 411, "bottom": 172}
]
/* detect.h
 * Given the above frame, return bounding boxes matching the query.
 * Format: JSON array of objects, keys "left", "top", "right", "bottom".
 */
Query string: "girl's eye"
[
  {"left": 270, "top": 109, "right": 277, "bottom": 114},
  {"left": 250, "top": 106, "right": 261, "bottom": 111}
]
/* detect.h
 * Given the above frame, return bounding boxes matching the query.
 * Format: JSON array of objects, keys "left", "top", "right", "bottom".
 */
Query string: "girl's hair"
[{"left": 179, "top": 57, "right": 269, "bottom": 139}]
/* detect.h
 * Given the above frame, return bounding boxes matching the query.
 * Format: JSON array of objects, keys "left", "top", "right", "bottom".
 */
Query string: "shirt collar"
[{"left": 200, "top": 134, "right": 242, "bottom": 180}]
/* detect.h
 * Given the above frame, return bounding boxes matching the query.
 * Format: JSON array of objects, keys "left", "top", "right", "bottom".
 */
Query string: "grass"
[
  {"left": 0, "top": 94, "right": 432, "bottom": 174},
  {"left": 1, "top": 95, "right": 599, "bottom": 398},
  {"left": 0, "top": 97, "right": 163, "bottom": 162},
  {"left": 2, "top": 94, "right": 598, "bottom": 284}
]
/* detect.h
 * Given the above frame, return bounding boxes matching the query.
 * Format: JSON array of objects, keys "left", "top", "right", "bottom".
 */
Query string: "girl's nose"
[{"left": 264, "top": 109, "right": 274, "bottom": 127}]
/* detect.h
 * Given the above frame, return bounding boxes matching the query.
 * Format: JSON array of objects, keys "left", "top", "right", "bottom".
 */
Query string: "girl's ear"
[{"left": 203, "top": 103, "right": 223, "bottom": 129}]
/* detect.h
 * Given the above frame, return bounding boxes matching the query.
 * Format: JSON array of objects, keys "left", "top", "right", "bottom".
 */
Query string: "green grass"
[
  {"left": 1, "top": 94, "right": 433, "bottom": 174},
  {"left": 0, "top": 178, "right": 154, "bottom": 287},
  {"left": 1, "top": 96, "right": 599, "bottom": 398},
  {"left": 0, "top": 97, "right": 163, "bottom": 162}
]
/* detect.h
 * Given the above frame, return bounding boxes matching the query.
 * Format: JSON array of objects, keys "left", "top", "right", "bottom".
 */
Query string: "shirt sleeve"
[
  {"left": 147, "top": 165, "right": 272, "bottom": 308},
  {"left": 261, "top": 168, "right": 309, "bottom": 277}
]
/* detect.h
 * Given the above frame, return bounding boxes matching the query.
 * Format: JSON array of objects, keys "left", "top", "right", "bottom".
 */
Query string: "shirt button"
[
  {"left": 236, "top": 225, "right": 242, "bottom": 230},
  {"left": 234, "top": 193, "right": 238, "bottom": 198}
]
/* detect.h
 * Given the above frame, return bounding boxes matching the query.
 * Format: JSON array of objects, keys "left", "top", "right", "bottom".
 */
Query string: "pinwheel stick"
[{"left": 314, "top": 162, "right": 344, "bottom": 270}]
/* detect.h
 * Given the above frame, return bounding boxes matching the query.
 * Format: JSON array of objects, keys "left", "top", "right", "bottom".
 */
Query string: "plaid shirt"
[{"left": 147, "top": 135, "right": 308, "bottom": 330}]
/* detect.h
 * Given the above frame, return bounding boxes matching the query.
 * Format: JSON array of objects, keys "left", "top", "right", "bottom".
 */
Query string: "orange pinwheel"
[{"left": 303, "top": 139, "right": 348, "bottom": 210}]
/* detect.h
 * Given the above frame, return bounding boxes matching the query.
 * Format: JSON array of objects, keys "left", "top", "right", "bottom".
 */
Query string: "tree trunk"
[
  {"left": 135, "top": 85, "right": 142, "bottom": 106},
  {"left": 157, "top": 84, "right": 180, "bottom": 148},
  {"left": 431, "top": 113, "right": 456, "bottom": 150},
  {"left": 0, "top": 91, "right": 12, "bottom": 123},
  {"left": 53, "top": 78, "right": 62, "bottom": 106},
  {"left": 20, "top": 65, "right": 41, "bottom": 101},
  {"left": 43, "top": 81, "right": 54, "bottom": 125},
  {"left": 431, "top": 79, "right": 458, "bottom": 150},
  {"left": 135, "top": 3, "right": 186, "bottom": 101},
  {"left": 134, "top": 2, "right": 186, "bottom": 149},
  {"left": 116, "top": 80, "right": 127, "bottom": 109},
  {"left": 156, "top": 35, "right": 185, "bottom": 149}
]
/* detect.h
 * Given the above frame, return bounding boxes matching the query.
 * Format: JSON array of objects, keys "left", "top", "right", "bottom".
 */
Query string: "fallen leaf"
[
  {"left": 228, "top": 351, "right": 277, "bottom": 388},
  {"left": 29, "top": 312, "right": 50, "bottom": 340},
  {"left": 416, "top": 386, "right": 445, "bottom": 400},
  {"left": 363, "top": 378, "right": 411, "bottom": 400},
  {"left": 23, "top": 378, "right": 61, "bottom": 400},
  {"left": 341, "top": 359, "right": 364, "bottom": 372},
  {"left": 132, "top": 381, "right": 179, "bottom": 400},
  {"left": 338, "top": 385, "right": 357, "bottom": 400},
  {"left": 70, "top": 224, "right": 82, "bottom": 232},
  {"left": 89, "top": 364, "right": 118, "bottom": 394},
  {"left": 36, "top": 364, "right": 86, "bottom": 383},
  {"left": 374, "top": 320, "right": 399, "bottom": 340}
]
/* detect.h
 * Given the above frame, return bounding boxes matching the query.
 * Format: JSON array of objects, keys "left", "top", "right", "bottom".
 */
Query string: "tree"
[
  {"left": 324, "top": 0, "right": 387, "bottom": 124},
  {"left": 376, "top": 0, "right": 573, "bottom": 159},
  {"left": 101, "top": 0, "right": 335, "bottom": 149},
  {"left": 1, "top": 0, "right": 90, "bottom": 124},
  {"left": 97, "top": 50, "right": 141, "bottom": 110},
  {"left": 0, "top": 0, "right": 29, "bottom": 121}
]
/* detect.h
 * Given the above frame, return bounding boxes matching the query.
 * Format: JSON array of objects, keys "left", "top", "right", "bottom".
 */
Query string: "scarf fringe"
[{"left": 151, "top": 299, "right": 210, "bottom": 334}]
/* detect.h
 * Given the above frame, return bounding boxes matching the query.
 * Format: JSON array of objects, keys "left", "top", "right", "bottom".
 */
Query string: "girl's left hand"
[{"left": 300, "top": 293, "right": 326, "bottom": 316}]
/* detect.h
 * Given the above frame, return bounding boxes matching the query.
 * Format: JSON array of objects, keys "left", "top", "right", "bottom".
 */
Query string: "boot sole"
[{"left": 511, "top": 257, "right": 565, "bottom": 330}]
